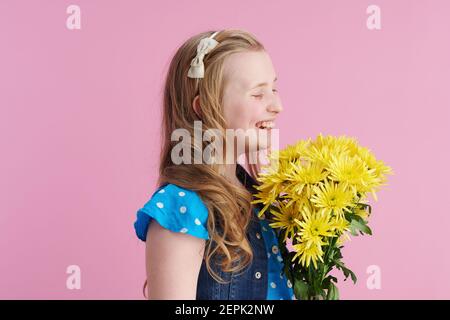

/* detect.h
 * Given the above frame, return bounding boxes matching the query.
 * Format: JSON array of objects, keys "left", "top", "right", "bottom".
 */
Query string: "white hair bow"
[{"left": 187, "top": 31, "right": 220, "bottom": 79}]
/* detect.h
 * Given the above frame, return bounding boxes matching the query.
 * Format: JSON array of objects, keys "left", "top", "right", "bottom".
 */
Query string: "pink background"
[{"left": 1, "top": 0, "right": 449, "bottom": 299}]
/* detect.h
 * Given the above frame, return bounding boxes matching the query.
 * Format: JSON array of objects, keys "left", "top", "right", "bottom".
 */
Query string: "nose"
[{"left": 267, "top": 97, "right": 283, "bottom": 114}]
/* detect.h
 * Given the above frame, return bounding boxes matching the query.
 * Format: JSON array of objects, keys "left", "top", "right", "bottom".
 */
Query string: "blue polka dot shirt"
[{"left": 134, "top": 184, "right": 295, "bottom": 300}]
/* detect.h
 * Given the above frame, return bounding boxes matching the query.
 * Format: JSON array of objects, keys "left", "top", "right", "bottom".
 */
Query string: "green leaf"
[
  {"left": 358, "top": 203, "right": 372, "bottom": 214},
  {"left": 294, "top": 278, "right": 309, "bottom": 300},
  {"left": 326, "top": 282, "right": 339, "bottom": 300},
  {"left": 329, "top": 275, "right": 338, "bottom": 283},
  {"left": 344, "top": 212, "right": 353, "bottom": 221},
  {"left": 322, "top": 276, "right": 331, "bottom": 288},
  {"left": 319, "top": 288, "right": 327, "bottom": 300},
  {"left": 334, "top": 248, "right": 343, "bottom": 260},
  {"left": 350, "top": 218, "right": 372, "bottom": 236},
  {"left": 322, "top": 275, "right": 338, "bottom": 288},
  {"left": 335, "top": 261, "right": 358, "bottom": 284}
]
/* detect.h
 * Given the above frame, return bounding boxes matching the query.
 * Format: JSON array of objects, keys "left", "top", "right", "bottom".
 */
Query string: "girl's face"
[{"left": 222, "top": 50, "right": 283, "bottom": 154}]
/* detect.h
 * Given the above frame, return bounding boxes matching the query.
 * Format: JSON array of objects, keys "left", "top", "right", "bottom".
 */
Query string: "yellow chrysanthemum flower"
[
  {"left": 284, "top": 159, "right": 329, "bottom": 199},
  {"left": 306, "top": 133, "right": 355, "bottom": 166},
  {"left": 354, "top": 146, "right": 394, "bottom": 200},
  {"left": 252, "top": 161, "right": 289, "bottom": 216},
  {"left": 292, "top": 240, "right": 325, "bottom": 269},
  {"left": 251, "top": 188, "right": 278, "bottom": 218},
  {"left": 291, "top": 206, "right": 334, "bottom": 270},
  {"left": 355, "top": 146, "right": 393, "bottom": 179},
  {"left": 328, "top": 215, "right": 351, "bottom": 246},
  {"left": 310, "top": 179, "right": 356, "bottom": 220},
  {"left": 330, "top": 216, "right": 351, "bottom": 234},
  {"left": 276, "top": 139, "right": 311, "bottom": 163},
  {"left": 251, "top": 133, "right": 393, "bottom": 292},
  {"left": 354, "top": 207, "right": 370, "bottom": 221},
  {"left": 336, "top": 232, "right": 352, "bottom": 246},
  {"left": 304, "top": 144, "right": 333, "bottom": 168},
  {"left": 268, "top": 201, "right": 303, "bottom": 242},
  {"left": 311, "top": 133, "right": 358, "bottom": 151},
  {"left": 326, "top": 153, "right": 378, "bottom": 194},
  {"left": 294, "top": 206, "right": 335, "bottom": 254},
  {"left": 334, "top": 135, "right": 360, "bottom": 155}
]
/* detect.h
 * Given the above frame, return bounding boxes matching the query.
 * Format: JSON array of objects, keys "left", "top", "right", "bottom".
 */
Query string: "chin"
[{"left": 247, "top": 140, "right": 270, "bottom": 153}]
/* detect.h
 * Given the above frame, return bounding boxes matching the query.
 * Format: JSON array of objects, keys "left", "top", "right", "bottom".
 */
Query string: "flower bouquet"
[{"left": 252, "top": 134, "right": 393, "bottom": 300}]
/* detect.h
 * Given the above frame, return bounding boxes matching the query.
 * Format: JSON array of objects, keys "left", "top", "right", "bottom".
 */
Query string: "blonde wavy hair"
[{"left": 143, "top": 29, "right": 266, "bottom": 298}]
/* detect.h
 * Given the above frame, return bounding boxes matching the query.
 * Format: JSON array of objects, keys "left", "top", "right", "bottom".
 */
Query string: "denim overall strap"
[{"left": 196, "top": 165, "right": 268, "bottom": 300}]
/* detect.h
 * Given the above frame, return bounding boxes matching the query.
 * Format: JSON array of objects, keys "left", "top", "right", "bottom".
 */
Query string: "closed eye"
[{"left": 252, "top": 89, "right": 278, "bottom": 99}]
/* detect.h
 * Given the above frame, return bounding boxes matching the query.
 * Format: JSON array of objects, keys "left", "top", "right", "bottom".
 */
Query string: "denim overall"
[{"left": 196, "top": 164, "right": 269, "bottom": 300}]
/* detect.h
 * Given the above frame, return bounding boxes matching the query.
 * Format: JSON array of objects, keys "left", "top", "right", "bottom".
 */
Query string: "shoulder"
[{"left": 134, "top": 184, "right": 209, "bottom": 241}]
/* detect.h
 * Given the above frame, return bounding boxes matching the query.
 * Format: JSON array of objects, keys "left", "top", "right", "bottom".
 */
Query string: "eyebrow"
[{"left": 250, "top": 77, "right": 278, "bottom": 90}]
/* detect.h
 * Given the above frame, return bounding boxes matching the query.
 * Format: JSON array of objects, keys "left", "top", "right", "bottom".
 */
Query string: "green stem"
[
  {"left": 323, "top": 235, "right": 338, "bottom": 277},
  {"left": 278, "top": 229, "right": 293, "bottom": 284},
  {"left": 308, "top": 263, "right": 314, "bottom": 300}
]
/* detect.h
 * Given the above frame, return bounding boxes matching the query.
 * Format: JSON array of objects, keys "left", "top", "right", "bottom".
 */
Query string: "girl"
[{"left": 134, "top": 29, "right": 295, "bottom": 300}]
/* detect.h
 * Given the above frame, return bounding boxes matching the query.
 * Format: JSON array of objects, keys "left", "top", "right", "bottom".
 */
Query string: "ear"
[{"left": 192, "top": 95, "right": 202, "bottom": 119}]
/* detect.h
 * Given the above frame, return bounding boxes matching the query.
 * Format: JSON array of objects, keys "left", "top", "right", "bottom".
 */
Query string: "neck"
[{"left": 221, "top": 163, "right": 241, "bottom": 187}]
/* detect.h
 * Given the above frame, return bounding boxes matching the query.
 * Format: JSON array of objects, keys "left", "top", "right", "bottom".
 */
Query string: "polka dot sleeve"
[{"left": 134, "top": 184, "right": 210, "bottom": 241}]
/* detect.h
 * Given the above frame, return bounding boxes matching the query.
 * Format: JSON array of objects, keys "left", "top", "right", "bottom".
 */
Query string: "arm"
[{"left": 145, "top": 219, "right": 206, "bottom": 300}]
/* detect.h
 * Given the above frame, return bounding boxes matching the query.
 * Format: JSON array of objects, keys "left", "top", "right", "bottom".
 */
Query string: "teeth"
[{"left": 256, "top": 121, "right": 274, "bottom": 129}]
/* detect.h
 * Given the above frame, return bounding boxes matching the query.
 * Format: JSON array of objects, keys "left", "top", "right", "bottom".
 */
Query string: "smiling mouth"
[{"left": 255, "top": 120, "right": 275, "bottom": 129}]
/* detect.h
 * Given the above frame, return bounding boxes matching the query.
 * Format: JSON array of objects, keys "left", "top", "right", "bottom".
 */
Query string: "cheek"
[
  {"left": 245, "top": 101, "right": 266, "bottom": 126},
  {"left": 225, "top": 101, "right": 260, "bottom": 130}
]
